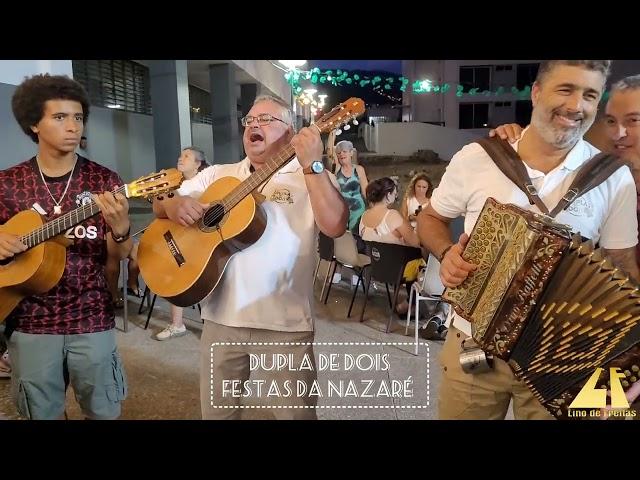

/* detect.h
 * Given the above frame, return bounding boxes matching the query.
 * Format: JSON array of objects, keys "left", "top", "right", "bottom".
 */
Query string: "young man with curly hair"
[{"left": 0, "top": 74, "right": 132, "bottom": 420}]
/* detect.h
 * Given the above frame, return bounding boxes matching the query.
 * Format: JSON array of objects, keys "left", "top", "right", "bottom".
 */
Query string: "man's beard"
[{"left": 531, "top": 108, "right": 592, "bottom": 149}]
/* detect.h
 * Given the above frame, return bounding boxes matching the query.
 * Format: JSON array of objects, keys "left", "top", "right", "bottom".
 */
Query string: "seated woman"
[
  {"left": 359, "top": 177, "right": 424, "bottom": 315},
  {"left": 400, "top": 172, "right": 433, "bottom": 230}
]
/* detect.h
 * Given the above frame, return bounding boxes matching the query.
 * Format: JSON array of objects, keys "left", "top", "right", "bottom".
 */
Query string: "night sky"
[{"left": 309, "top": 60, "right": 402, "bottom": 74}]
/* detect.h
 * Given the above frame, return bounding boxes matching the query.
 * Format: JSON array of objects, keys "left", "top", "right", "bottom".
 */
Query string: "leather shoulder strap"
[
  {"left": 476, "top": 136, "right": 550, "bottom": 215},
  {"left": 549, "top": 152, "right": 626, "bottom": 217}
]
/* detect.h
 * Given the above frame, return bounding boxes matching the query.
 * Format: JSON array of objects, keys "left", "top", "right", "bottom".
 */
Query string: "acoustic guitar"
[
  {"left": 0, "top": 168, "right": 184, "bottom": 323},
  {"left": 138, "top": 98, "right": 365, "bottom": 307}
]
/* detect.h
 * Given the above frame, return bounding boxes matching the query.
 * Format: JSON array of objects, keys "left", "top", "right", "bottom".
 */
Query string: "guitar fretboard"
[
  {"left": 20, "top": 184, "right": 127, "bottom": 248},
  {"left": 220, "top": 145, "right": 296, "bottom": 212}
]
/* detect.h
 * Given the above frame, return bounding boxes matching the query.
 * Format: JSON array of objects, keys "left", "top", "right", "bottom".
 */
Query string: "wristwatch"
[{"left": 303, "top": 160, "right": 325, "bottom": 175}]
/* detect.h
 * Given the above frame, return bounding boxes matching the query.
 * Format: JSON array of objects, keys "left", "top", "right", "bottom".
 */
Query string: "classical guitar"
[
  {"left": 138, "top": 98, "right": 365, "bottom": 306},
  {"left": 0, "top": 168, "right": 184, "bottom": 323}
]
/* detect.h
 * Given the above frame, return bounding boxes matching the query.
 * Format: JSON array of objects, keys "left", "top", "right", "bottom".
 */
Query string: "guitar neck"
[
  {"left": 20, "top": 184, "right": 127, "bottom": 249},
  {"left": 220, "top": 145, "right": 296, "bottom": 211}
]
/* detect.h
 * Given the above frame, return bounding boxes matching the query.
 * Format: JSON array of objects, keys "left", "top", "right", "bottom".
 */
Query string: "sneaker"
[
  {"left": 0, "top": 351, "right": 11, "bottom": 379},
  {"left": 436, "top": 325, "right": 448, "bottom": 340},
  {"left": 113, "top": 296, "right": 124, "bottom": 309},
  {"left": 156, "top": 324, "right": 187, "bottom": 341},
  {"left": 332, "top": 273, "right": 342, "bottom": 284},
  {"left": 351, "top": 275, "right": 360, "bottom": 286},
  {"left": 419, "top": 319, "right": 440, "bottom": 340}
]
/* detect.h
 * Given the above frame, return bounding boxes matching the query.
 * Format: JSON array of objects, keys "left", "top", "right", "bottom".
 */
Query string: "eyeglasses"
[{"left": 241, "top": 113, "right": 287, "bottom": 127}]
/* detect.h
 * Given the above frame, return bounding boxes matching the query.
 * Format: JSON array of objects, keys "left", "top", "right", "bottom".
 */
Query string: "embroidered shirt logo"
[
  {"left": 270, "top": 188, "right": 294, "bottom": 204},
  {"left": 75, "top": 191, "right": 93, "bottom": 206}
]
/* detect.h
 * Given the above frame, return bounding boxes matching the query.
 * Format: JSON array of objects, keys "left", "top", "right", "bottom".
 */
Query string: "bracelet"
[
  {"left": 439, "top": 243, "right": 454, "bottom": 262},
  {"left": 111, "top": 225, "right": 131, "bottom": 243}
]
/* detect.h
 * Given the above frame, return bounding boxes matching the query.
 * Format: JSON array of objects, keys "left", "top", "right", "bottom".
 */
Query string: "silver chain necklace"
[{"left": 35, "top": 154, "right": 78, "bottom": 215}]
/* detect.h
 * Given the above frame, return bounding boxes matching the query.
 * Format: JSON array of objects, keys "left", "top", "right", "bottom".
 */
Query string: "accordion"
[{"left": 442, "top": 198, "right": 640, "bottom": 418}]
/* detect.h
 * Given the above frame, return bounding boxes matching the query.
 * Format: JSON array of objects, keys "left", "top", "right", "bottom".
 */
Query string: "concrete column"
[
  {"left": 209, "top": 63, "right": 240, "bottom": 164},
  {"left": 149, "top": 60, "right": 192, "bottom": 171}
]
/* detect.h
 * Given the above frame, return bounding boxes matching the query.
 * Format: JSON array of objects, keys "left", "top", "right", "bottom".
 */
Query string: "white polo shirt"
[
  {"left": 430, "top": 131, "right": 638, "bottom": 337},
  {"left": 177, "top": 157, "right": 317, "bottom": 332}
]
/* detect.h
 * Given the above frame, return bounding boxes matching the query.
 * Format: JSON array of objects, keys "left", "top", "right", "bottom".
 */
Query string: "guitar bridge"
[{"left": 163, "top": 231, "right": 185, "bottom": 267}]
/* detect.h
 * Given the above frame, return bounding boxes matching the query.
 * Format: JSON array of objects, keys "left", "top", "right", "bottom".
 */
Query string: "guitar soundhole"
[
  {"left": 0, "top": 257, "right": 14, "bottom": 266},
  {"left": 202, "top": 203, "right": 226, "bottom": 228}
]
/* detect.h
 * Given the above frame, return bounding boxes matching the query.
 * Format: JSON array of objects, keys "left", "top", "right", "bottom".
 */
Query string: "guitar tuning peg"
[
  {"left": 336, "top": 128, "right": 342, "bottom": 136},
  {"left": 343, "top": 124, "right": 351, "bottom": 131},
  {"left": 352, "top": 118, "right": 359, "bottom": 126}
]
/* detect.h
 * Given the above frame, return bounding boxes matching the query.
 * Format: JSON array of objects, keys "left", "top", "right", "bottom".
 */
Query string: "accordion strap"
[{"left": 477, "top": 136, "right": 626, "bottom": 218}]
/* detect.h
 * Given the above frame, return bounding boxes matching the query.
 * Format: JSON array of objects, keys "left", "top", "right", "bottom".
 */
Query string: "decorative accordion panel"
[
  {"left": 443, "top": 198, "right": 571, "bottom": 358},
  {"left": 442, "top": 197, "right": 640, "bottom": 419}
]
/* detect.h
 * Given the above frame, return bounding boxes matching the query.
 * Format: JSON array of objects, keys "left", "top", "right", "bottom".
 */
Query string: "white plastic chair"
[{"left": 406, "top": 254, "right": 445, "bottom": 355}]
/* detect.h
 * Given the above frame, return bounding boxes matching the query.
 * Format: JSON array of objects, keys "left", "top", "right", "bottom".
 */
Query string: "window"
[
  {"left": 495, "top": 101, "right": 512, "bottom": 107},
  {"left": 495, "top": 65, "right": 513, "bottom": 72},
  {"left": 459, "top": 103, "right": 489, "bottom": 129},
  {"left": 459, "top": 66, "right": 491, "bottom": 92},
  {"left": 515, "top": 100, "right": 533, "bottom": 126},
  {"left": 188, "top": 85, "right": 212, "bottom": 124},
  {"left": 72, "top": 60, "right": 152, "bottom": 115},
  {"left": 516, "top": 63, "right": 540, "bottom": 90}
]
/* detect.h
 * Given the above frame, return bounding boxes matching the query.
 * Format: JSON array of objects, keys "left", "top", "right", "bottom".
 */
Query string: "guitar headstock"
[
  {"left": 126, "top": 168, "right": 184, "bottom": 200},
  {"left": 314, "top": 98, "right": 365, "bottom": 135}
]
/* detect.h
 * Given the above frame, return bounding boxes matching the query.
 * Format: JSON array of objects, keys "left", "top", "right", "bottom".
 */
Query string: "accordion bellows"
[{"left": 443, "top": 198, "right": 640, "bottom": 418}]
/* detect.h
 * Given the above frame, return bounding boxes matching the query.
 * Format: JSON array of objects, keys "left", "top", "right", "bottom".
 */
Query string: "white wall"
[
  {"left": 0, "top": 60, "right": 73, "bottom": 86},
  {"left": 85, "top": 107, "right": 157, "bottom": 182},
  {"left": 191, "top": 123, "right": 215, "bottom": 164},
  {"left": 0, "top": 82, "right": 40, "bottom": 169},
  {"left": 402, "top": 60, "right": 444, "bottom": 123},
  {"left": 361, "top": 122, "right": 377, "bottom": 153},
  {"left": 231, "top": 60, "right": 292, "bottom": 104},
  {"left": 87, "top": 108, "right": 215, "bottom": 180},
  {"left": 363, "top": 122, "right": 478, "bottom": 161}
]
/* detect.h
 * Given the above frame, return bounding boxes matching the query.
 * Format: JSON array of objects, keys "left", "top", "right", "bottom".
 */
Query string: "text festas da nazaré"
[{"left": 220, "top": 353, "right": 415, "bottom": 399}]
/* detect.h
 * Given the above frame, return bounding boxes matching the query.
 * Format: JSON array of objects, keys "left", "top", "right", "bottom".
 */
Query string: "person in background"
[{"left": 401, "top": 172, "right": 433, "bottom": 230}]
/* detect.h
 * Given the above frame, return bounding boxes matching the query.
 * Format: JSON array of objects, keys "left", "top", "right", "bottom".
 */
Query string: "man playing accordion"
[{"left": 417, "top": 60, "right": 639, "bottom": 420}]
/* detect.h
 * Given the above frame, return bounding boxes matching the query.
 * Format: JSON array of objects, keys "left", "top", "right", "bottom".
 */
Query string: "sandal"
[{"left": 127, "top": 287, "right": 141, "bottom": 297}]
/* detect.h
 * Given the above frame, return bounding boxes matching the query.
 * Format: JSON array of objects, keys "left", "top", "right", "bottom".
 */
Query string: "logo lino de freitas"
[{"left": 568, "top": 367, "right": 635, "bottom": 418}]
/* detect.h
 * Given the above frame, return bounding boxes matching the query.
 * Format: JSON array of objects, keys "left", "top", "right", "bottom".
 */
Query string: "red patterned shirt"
[{"left": 0, "top": 156, "right": 122, "bottom": 334}]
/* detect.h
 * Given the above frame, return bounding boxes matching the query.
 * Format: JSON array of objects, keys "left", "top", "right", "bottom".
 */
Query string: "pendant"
[{"left": 54, "top": 205, "right": 62, "bottom": 215}]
